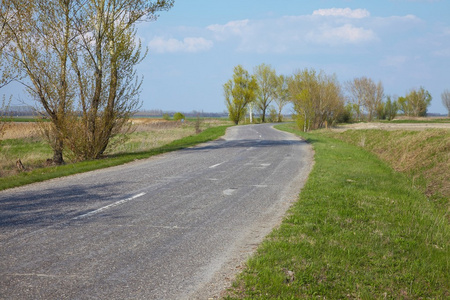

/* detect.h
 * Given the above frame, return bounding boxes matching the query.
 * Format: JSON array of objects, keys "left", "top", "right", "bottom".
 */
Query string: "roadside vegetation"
[
  {"left": 0, "top": 118, "right": 231, "bottom": 191},
  {"left": 226, "top": 123, "right": 449, "bottom": 299},
  {"left": 319, "top": 128, "right": 449, "bottom": 206},
  {"left": 223, "top": 64, "right": 449, "bottom": 127}
]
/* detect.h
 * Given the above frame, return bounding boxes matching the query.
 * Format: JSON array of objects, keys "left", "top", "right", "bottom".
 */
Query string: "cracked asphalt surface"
[{"left": 0, "top": 124, "right": 313, "bottom": 299}]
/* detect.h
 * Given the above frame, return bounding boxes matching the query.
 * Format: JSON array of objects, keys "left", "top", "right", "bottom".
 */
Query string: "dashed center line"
[
  {"left": 209, "top": 162, "right": 226, "bottom": 168},
  {"left": 73, "top": 192, "right": 146, "bottom": 220}
]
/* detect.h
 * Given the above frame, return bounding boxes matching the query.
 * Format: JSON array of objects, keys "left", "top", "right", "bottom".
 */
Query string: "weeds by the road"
[{"left": 226, "top": 123, "right": 449, "bottom": 299}]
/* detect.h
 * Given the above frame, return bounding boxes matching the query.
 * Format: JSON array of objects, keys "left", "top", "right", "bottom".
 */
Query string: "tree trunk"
[{"left": 52, "top": 138, "right": 64, "bottom": 165}]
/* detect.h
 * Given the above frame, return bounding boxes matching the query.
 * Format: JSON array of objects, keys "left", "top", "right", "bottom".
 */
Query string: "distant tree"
[
  {"left": 173, "top": 112, "right": 185, "bottom": 121},
  {"left": 441, "top": 89, "right": 450, "bottom": 117},
  {"left": 399, "top": 87, "right": 432, "bottom": 117},
  {"left": 254, "top": 63, "right": 278, "bottom": 123},
  {"left": 267, "top": 106, "right": 278, "bottom": 123},
  {"left": 384, "top": 96, "right": 398, "bottom": 121},
  {"left": 273, "top": 74, "right": 289, "bottom": 122},
  {"left": 224, "top": 65, "right": 257, "bottom": 125},
  {"left": 376, "top": 102, "right": 387, "bottom": 120},
  {"left": 346, "top": 77, "right": 384, "bottom": 122},
  {"left": 289, "top": 68, "right": 344, "bottom": 131}
]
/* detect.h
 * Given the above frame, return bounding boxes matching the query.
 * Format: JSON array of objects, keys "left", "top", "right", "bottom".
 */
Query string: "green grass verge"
[
  {"left": 0, "top": 125, "right": 230, "bottom": 191},
  {"left": 226, "top": 123, "right": 449, "bottom": 299}
]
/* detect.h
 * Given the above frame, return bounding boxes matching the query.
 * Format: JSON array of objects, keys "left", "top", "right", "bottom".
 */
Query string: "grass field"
[{"left": 226, "top": 123, "right": 449, "bottom": 299}]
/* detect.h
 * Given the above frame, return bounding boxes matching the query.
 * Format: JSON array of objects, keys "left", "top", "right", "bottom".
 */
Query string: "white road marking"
[
  {"left": 223, "top": 188, "right": 237, "bottom": 196},
  {"left": 209, "top": 162, "right": 225, "bottom": 168},
  {"left": 73, "top": 193, "right": 146, "bottom": 220},
  {"left": 261, "top": 163, "right": 271, "bottom": 167}
]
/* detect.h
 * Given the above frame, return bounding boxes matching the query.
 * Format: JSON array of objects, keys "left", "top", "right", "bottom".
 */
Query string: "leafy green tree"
[
  {"left": 399, "top": 87, "right": 432, "bottom": 117},
  {"left": 1, "top": 0, "right": 174, "bottom": 163},
  {"left": 224, "top": 65, "right": 257, "bottom": 125},
  {"left": 173, "top": 112, "right": 185, "bottom": 121},
  {"left": 441, "top": 89, "right": 450, "bottom": 117},
  {"left": 267, "top": 106, "right": 278, "bottom": 123},
  {"left": 273, "top": 74, "right": 289, "bottom": 122},
  {"left": 376, "top": 102, "right": 387, "bottom": 120},
  {"left": 384, "top": 96, "right": 398, "bottom": 121},
  {"left": 289, "top": 68, "right": 344, "bottom": 131},
  {"left": 254, "top": 63, "right": 278, "bottom": 123}
]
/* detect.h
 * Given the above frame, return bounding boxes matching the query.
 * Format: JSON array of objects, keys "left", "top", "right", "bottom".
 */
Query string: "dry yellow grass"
[
  {"left": 321, "top": 128, "right": 450, "bottom": 203},
  {"left": 0, "top": 118, "right": 232, "bottom": 177},
  {"left": 1, "top": 122, "right": 41, "bottom": 140}
]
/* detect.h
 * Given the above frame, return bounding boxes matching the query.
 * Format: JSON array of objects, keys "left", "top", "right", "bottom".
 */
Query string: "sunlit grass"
[{"left": 226, "top": 123, "right": 449, "bottom": 299}]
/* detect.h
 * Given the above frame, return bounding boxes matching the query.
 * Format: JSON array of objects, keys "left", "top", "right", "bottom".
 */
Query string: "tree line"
[
  {"left": 224, "top": 64, "right": 450, "bottom": 130},
  {"left": 0, "top": 0, "right": 174, "bottom": 164}
]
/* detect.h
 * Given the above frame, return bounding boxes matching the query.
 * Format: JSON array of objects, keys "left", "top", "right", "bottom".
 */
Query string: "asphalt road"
[{"left": 0, "top": 124, "right": 313, "bottom": 299}]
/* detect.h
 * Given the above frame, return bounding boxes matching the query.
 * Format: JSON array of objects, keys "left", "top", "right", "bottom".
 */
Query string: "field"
[
  {"left": 226, "top": 123, "right": 449, "bottom": 299},
  {"left": 0, "top": 118, "right": 232, "bottom": 185}
]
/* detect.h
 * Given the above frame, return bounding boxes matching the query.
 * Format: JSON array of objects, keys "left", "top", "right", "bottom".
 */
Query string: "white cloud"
[
  {"left": 307, "top": 24, "right": 378, "bottom": 45},
  {"left": 312, "top": 8, "right": 370, "bottom": 19},
  {"left": 149, "top": 37, "right": 213, "bottom": 53},
  {"left": 207, "top": 20, "right": 250, "bottom": 40}
]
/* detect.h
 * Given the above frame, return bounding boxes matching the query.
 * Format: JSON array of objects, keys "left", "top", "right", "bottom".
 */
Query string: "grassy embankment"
[
  {"left": 0, "top": 119, "right": 231, "bottom": 191},
  {"left": 226, "top": 123, "right": 449, "bottom": 299}
]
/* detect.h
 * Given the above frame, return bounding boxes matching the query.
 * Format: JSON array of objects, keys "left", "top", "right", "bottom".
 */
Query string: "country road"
[{"left": 0, "top": 124, "right": 313, "bottom": 299}]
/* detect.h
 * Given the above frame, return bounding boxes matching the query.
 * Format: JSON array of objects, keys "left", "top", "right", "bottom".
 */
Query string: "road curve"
[{"left": 0, "top": 124, "right": 313, "bottom": 299}]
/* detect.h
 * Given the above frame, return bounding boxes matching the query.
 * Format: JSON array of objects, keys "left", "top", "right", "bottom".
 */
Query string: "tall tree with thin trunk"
[
  {"left": 273, "top": 74, "right": 289, "bottom": 122},
  {"left": 254, "top": 63, "right": 277, "bottom": 123},
  {"left": 224, "top": 65, "right": 257, "bottom": 125},
  {"left": 1, "top": 0, "right": 77, "bottom": 164}
]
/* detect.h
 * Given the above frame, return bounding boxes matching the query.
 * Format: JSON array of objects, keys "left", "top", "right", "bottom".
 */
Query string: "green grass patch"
[
  {"left": 318, "top": 128, "right": 450, "bottom": 207},
  {"left": 226, "top": 123, "right": 449, "bottom": 299},
  {"left": 0, "top": 125, "right": 230, "bottom": 191}
]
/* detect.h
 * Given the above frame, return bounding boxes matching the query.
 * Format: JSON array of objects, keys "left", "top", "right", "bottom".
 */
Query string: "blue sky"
[
  {"left": 135, "top": 0, "right": 450, "bottom": 114},
  {"left": 5, "top": 0, "right": 450, "bottom": 115}
]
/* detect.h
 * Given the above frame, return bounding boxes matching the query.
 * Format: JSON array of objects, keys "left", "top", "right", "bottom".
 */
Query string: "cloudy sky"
[{"left": 133, "top": 0, "right": 450, "bottom": 114}]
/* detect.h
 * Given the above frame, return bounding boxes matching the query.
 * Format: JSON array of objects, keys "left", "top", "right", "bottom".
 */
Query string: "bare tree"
[
  {"left": 346, "top": 77, "right": 384, "bottom": 122},
  {"left": 441, "top": 89, "right": 450, "bottom": 117}
]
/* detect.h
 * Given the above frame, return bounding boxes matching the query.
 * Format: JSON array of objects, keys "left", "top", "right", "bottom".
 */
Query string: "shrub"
[{"left": 173, "top": 112, "right": 185, "bottom": 121}]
